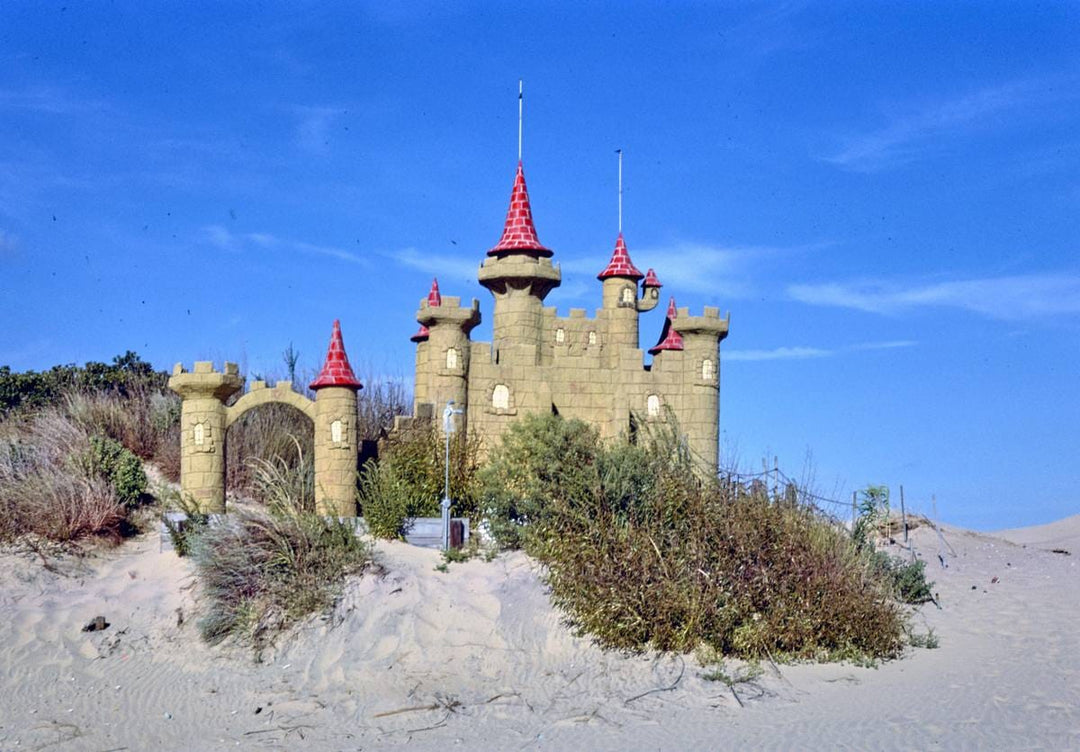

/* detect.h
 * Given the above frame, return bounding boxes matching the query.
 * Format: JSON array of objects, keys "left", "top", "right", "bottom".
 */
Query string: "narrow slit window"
[
  {"left": 702, "top": 359, "right": 715, "bottom": 380},
  {"left": 446, "top": 347, "right": 459, "bottom": 369}
]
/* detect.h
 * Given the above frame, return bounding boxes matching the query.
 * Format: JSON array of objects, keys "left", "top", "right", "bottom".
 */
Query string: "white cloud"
[
  {"left": 561, "top": 241, "right": 788, "bottom": 299},
  {"left": 724, "top": 339, "right": 917, "bottom": 362},
  {"left": 725, "top": 346, "right": 832, "bottom": 362},
  {"left": 200, "top": 225, "right": 365, "bottom": 265},
  {"left": 788, "top": 274, "right": 1080, "bottom": 320},
  {"left": 387, "top": 247, "right": 479, "bottom": 282},
  {"left": 0, "top": 86, "right": 106, "bottom": 115},
  {"left": 824, "top": 77, "right": 1077, "bottom": 171}
]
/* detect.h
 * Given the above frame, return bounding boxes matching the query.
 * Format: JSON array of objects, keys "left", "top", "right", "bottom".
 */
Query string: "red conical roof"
[
  {"left": 309, "top": 319, "right": 363, "bottom": 390},
  {"left": 488, "top": 161, "right": 552, "bottom": 256},
  {"left": 597, "top": 232, "right": 644, "bottom": 281},
  {"left": 427, "top": 278, "right": 442, "bottom": 307},
  {"left": 643, "top": 268, "right": 662, "bottom": 287},
  {"left": 410, "top": 324, "right": 430, "bottom": 343},
  {"left": 648, "top": 297, "right": 684, "bottom": 355}
]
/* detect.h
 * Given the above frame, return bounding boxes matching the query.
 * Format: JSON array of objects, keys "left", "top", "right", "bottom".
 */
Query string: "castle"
[{"left": 403, "top": 160, "right": 730, "bottom": 474}]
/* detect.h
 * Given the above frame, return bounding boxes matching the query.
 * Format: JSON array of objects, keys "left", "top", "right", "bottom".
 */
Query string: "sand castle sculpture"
[
  {"left": 168, "top": 320, "right": 362, "bottom": 516},
  {"left": 399, "top": 158, "right": 730, "bottom": 476},
  {"left": 169, "top": 151, "right": 729, "bottom": 516}
]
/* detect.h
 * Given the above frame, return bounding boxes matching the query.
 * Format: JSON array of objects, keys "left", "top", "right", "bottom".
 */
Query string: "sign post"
[{"left": 441, "top": 399, "right": 464, "bottom": 551}]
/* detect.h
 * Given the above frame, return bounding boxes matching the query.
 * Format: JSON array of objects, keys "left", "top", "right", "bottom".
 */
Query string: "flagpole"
[{"left": 518, "top": 79, "right": 523, "bottom": 162}]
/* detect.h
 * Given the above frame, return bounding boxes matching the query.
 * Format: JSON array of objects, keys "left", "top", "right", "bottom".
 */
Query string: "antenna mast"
[
  {"left": 518, "top": 79, "right": 523, "bottom": 162},
  {"left": 616, "top": 148, "right": 623, "bottom": 233}
]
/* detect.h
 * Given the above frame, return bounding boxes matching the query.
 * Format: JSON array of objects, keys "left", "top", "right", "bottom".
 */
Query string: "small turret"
[
  {"left": 415, "top": 279, "right": 481, "bottom": 433},
  {"left": 638, "top": 268, "right": 662, "bottom": 313},
  {"left": 648, "top": 297, "right": 685, "bottom": 356},
  {"left": 310, "top": 320, "right": 363, "bottom": 516}
]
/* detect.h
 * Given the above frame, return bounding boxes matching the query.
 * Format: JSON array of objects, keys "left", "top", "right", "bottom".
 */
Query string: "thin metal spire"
[
  {"left": 616, "top": 148, "right": 623, "bottom": 233},
  {"left": 518, "top": 79, "right": 523, "bottom": 162}
]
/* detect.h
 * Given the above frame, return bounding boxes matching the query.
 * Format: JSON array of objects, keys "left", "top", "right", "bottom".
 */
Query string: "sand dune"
[{"left": 1, "top": 515, "right": 1078, "bottom": 750}]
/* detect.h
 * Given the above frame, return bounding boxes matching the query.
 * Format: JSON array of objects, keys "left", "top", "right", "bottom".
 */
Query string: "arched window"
[
  {"left": 620, "top": 287, "right": 635, "bottom": 305},
  {"left": 588, "top": 331, "right": 597, "bottom": 346},
  {"left": 331, "top": 419, "right": 343, "bottom": 443},
  {"left": 492, "top": 384, "right": 510, "bottom": 410},
  {"left": 555, "top": 328, "right": 565, "bottom": 343},
  {"left": 702, "top": 359, "right": 715, "bottom": 380},
  {"left": 445, "top": 347, "right": 459, "bottom": 369},
  {"left": 647, "top": 394, "right": 661, "bottom": 417},
  {"left": 193, "top": 422, "right": 205, "bottom": 446}
]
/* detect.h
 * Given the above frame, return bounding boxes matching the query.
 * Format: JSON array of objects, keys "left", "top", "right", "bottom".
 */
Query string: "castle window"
[
  {"left": 193, "top": 423, "right": 205, "bottom": 446},
  {"left": 620, "top": 287, "right": 635, "bottom": 305},
  {"left": 331, "top": 419, "right": 343, "bottom": 443},
  {"left": 492, "top": 384, "right": 510, "bottom": 410},
  {"left": 588, "top": 331, "right": 597, "bottom": 346},
  {"left": 646, "top": 394, "right": 661, "bottom": 418},
  {"left": 555, "top": 328, "right": 565, "bottom": 343},
  {"left": 702, "top": 359, "right": 715, "bottom": 380},
  {"left": 445, "top": 347, "right": 459, "bottom": 370}
]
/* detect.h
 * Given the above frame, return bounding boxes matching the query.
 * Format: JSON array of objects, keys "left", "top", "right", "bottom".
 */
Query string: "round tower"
[
  {"left": 168, "top": 361, "right": 244, "bottom": 513},
  {"left": 309, "top": 320, "right": 363, "bottom": 517},
  {"left": 478, "top": 161, "right": 561, "bottom": 367},
  {"left": 597, "top": 232, "right": 645, "bottom": 352},
  {"left": 416, "top": 278, "right": 481, "bottom": 433}
]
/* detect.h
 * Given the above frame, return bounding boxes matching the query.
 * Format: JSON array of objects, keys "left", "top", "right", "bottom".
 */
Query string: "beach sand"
[{"left": 1, "top": 514, "right": 1077, "bottom": 750}]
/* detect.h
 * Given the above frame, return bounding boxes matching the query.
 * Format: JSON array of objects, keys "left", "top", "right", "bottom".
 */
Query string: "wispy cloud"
[
  {"left": 386, "top": 247, "right": 479, "bottom": 282},
  {"left": 0, "top": 86, "right": 106, "bottom": 115},
  {"left": 201, "top": 225, "right": 365, "bottom": 265},
  {"left": 563, "top": 241, "right": 794, "bottom": 298},
  {"left": 725, "top": 339, "right": 916, "bottom": 362},
  {"left": 725, "top": 346, "right": 832, "bottom": 362},
  {"left": 294, "top": 106, "right": 343, "bottom": 155},
  {"left": 825, "top": 77, "right": 1077, "bottom": 171},
  {"left": 788, "top": 274, "right": 1080, "bottom": 320}
]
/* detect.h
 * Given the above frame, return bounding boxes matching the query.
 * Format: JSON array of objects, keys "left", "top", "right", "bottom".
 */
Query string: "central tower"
[{"left": 477, "top": 160, "right": 561, "bottom": 367}]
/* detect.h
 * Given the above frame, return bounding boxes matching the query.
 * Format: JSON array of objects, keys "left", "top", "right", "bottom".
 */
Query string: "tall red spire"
[
  {"left": 648, "top": 298, "right": 684, "bottom": 355},
  {"left": 597, "top": 232, "right": 644, "bottom": 281},
  {"left": 427, "top": 278, "right": 442, "bottom": 307},
  {"left": 488, "top": 161, "right": 552, "bottom": 256},
  {"left": 309, "top": 319, "right": 363, "bottom": 390}
]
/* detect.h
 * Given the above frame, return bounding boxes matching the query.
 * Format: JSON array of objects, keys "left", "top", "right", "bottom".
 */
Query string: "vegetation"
[
  {"left": 481, "top": 413, "right": 913, "bottom": 662},
  {"left": 357, "top": 422, "right": 482, "bottom": 539},
  {"left": 190, "top": 501, "right": 371, "bottom": 651}
]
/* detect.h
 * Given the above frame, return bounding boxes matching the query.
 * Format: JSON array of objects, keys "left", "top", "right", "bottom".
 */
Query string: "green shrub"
[
  {"left": 479, "top": 413, "right": 602, "bottom": 550},
  {"left": 481, "top": 415, "right": 909, "bottom": 661},
  {"left": 84, "top": 435, "right": 147, "bottom": 508},
  {"left": 869, "top": 552, "right": 935, "bottom": 605},
  {"left": 357, "top": 423, "right": 481, "bottom": 539}
]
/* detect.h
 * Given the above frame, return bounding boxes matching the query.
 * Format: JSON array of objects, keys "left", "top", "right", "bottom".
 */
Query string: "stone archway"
[{"left": 168, "top": 320, "right": 364, "bottom": 516}]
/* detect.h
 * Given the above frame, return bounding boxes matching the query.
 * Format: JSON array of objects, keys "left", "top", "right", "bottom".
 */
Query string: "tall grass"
[
  {"left": 0, "top": 410, "right": 132, "bottom": 542},
  {"left": 191, "top": 494, "right": 371, "bottom": 650}
]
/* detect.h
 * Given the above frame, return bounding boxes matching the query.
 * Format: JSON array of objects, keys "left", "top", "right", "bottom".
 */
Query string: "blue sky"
[{"left": 2, "top": 2, "right": 1078, "bottom": 530}]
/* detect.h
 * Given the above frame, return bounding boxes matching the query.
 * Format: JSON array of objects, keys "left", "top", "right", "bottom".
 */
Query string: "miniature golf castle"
[
  {"left": 403, "top": 160, "right": 730, "bottom": 473},
  {"left": 168, "top": 157, "right": 729, "bottom": 517}
]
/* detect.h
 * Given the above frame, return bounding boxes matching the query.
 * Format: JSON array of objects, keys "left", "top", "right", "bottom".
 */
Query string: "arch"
[{"left": 225, "top": 383, "right": 317, "bottom": 428}]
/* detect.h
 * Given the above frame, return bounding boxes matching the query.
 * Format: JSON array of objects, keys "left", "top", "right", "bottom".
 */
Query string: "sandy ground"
[{"left": 0, "top": 514, "right": 1077, "bottom": 751}]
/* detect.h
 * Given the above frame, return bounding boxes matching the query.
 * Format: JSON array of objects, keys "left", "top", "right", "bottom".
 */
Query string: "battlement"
[
  {"left": 172, "top": 360, "right": 240, "bottom": 377},
  {"left": 417, "top": 297, "right": 481, "bottom": 331},
  {"left": 248, "top": 379, "right": 298, "bottom": 392}
]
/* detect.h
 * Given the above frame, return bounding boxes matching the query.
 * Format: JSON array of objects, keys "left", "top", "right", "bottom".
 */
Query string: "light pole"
[{"left": 441, "top": 399, "right": 464, "bottom": 551}]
